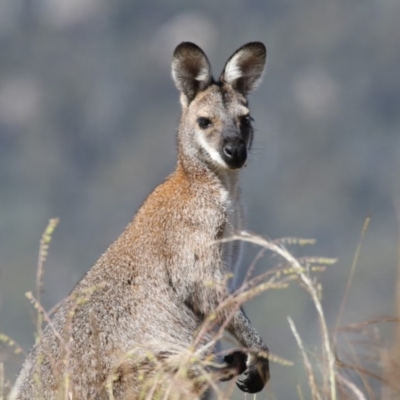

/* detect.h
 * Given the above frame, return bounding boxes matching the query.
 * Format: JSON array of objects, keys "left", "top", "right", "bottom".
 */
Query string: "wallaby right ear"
[
  {"left": 172, "top": 42, "right": 212, "bottom": 104},
  {"left": 221, "top": 42, "right": 266, "bottom": 96}
]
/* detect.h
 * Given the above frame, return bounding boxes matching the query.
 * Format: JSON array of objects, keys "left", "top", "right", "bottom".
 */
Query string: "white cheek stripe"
[{"left": 197, "top": 134, "right": 228, "bottom": 168}]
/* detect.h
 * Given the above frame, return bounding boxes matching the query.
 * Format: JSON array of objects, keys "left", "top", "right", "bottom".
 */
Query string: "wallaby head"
[{"left": 172, "top": 42, "right": 266, "bottom": 171}]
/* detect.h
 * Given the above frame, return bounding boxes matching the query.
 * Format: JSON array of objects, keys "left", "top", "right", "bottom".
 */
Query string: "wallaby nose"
[{"left": 222, "top": 140, "right": 247, "bottom": 169}]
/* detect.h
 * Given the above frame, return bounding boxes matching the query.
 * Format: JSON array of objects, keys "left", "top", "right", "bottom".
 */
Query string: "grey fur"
[{"left": 10, "top": 42, "right": 269, "bottom": 400}]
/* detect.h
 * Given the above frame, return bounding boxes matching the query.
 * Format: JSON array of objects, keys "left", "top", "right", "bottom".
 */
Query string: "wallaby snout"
[{"left": 221, "top": 137, "right": 247, "bottom": 169}]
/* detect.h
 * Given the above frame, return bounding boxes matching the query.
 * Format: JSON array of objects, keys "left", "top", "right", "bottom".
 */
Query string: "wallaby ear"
[
  {"left": 172, "top": 42, "right": 212, "bottom": 103},
  {"left": 220, "top": 42, "right": 266, "bottom": 96}
]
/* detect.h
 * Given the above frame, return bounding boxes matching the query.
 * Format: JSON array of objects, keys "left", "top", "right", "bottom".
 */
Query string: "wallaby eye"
[
  {"left": 197, "top": 117, "right": 212, "bottom": 129},
  {"left": 240, "top": 114, "right": 253, "bottom": 127}
]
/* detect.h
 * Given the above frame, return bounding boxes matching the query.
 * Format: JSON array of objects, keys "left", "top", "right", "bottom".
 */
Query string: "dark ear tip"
[
  {"left": 244, "top": 42, "right": 267, "bottom": 58},
  {"left": 173, "top": 42, "right": 204, "bottom": 58}
]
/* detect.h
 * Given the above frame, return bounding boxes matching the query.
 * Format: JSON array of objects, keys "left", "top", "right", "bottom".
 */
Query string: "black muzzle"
[{"left": 221, "top": 139, "right": 247, "bottom": 169}]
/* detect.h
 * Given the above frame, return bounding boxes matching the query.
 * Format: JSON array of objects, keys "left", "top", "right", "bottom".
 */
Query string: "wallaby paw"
[
  {"left": 217, "top": 350, "right": 247, "bottom": 382},
  {"left": 236, "top": 351, "right": 269, "bottom": 393}
]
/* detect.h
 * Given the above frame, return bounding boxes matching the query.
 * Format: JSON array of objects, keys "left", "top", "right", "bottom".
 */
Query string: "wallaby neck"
[{"left": 176, "top": 153, "right": 240, "bottom": 201}]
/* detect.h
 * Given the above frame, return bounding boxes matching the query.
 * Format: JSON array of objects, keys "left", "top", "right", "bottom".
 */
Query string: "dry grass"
[{"left": 1, "top": 220, "right": 400, "bottom": 399}]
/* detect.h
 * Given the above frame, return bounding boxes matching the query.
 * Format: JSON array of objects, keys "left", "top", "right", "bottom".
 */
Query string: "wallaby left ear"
[
  {"left": 220, "top": 42, "right": 266, "bottom": 96},
  {"left": 172, "top": 42, "right": 212, "bottom": 103}
]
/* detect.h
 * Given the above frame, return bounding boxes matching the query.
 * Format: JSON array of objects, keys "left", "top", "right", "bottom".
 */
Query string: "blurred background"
[{"left": 1, "top": 0, "right": 400, "bottom": 398}]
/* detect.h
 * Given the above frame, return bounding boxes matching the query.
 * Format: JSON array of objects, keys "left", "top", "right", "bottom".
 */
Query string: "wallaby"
[{"left": 10, "top": 42, "right": 269, "bottom": 400}]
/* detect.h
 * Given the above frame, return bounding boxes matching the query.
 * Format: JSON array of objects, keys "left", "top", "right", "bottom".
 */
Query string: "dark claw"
[
  {"left": 235, "top": 352, "right": 270, "bottom": 393},
  {"left": 223, "top": 350, "right": 247, "bottom": 374},
  {"left": 236, "top": 371, "right": 265, "bottom": 393},
  {"left": 218, "top": 350, "right": 247, "bottom": 382},
  {"left": 236, "top": 378, "right": 250, "bottom": 392}
]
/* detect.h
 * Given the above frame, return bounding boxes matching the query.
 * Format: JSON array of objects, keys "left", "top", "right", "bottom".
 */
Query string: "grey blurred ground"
[{"left": 1, "top": 1, "right": 400, "bottom": 398}]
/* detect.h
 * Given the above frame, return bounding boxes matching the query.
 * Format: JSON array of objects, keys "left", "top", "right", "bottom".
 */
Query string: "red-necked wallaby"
[{"left": 11, "top": 42, "right": 269, "bottom": 400}]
